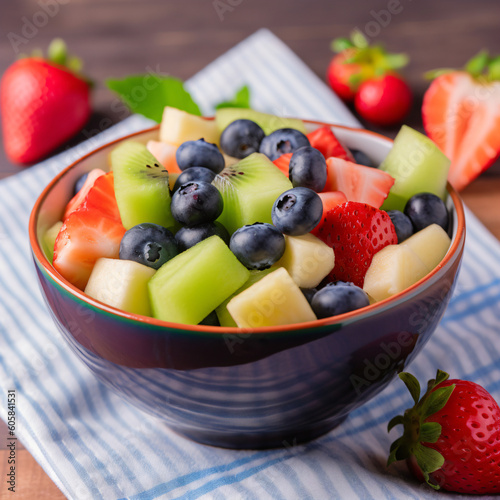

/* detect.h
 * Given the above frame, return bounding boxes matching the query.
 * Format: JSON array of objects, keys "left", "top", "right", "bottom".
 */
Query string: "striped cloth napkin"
[{"left": 1, "top": 29, "right": 499, "bottom": 500}]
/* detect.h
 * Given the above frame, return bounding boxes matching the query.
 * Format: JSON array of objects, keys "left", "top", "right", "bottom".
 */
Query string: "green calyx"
[
  {"left": 330, "top": 30, "right": 409, "bottom": 78},
  {"left": 425, "top": 50, "right": 500, "bottom": 82},
  {"left": 387, "top": 369, "right": 455, "bottom": 490}
]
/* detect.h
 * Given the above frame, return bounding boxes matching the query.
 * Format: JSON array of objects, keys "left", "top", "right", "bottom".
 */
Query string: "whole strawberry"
[
  {"left": 388, "top": 369, "right": 500, "bottom": 494},
  {"left": 312, "top": 201, "right": 397, "bottom": 287},
  {"left": 1, "top": 39, "right": 91, "bottom": 165}
]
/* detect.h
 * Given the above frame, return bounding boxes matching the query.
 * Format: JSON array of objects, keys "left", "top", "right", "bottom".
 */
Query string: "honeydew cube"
[
  {"left": 43, "top": 221, "right": 63, "bottom": 264},
  {"left": 159, "top": 107, "right": 220, "bottom": 146},
  {"left": 84, "top": 258, "right": 156, "bottom": 316},
  {"left": 148, "top": 236, "right": 249, "bottom": 325},
  {"left": 216, "top": 268, "right": 276, "bottom": 327},
  {"left": 227, "top": 267, "right": 317, "bottom": 328},
  {"left": 363, "top": 245, "right": 428, "bottom": 302},
  {"left": 276, "top": 233, "right": 335, "bottom": 288},
  {"left": 402, "top": 224, "right": 451, "bottom": 270}
]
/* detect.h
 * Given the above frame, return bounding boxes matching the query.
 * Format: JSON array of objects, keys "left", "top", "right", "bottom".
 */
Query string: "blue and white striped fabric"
[{"left": 0, "top": 29, "right": 499, "bottom": 500}]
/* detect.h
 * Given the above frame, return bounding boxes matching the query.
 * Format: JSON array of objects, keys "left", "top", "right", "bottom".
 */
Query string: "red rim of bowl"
[{"left": 29, "top": 121, "right": 466, "bottom": 336}]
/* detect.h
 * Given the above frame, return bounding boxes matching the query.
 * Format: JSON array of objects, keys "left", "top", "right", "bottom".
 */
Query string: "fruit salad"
[{"left": 44, "top": 107, "right": 453, "bottom": 328}]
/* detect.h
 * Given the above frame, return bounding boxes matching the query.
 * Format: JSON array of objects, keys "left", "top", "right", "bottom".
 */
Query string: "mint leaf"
[
  {"left": 215, "top": 85, "right": 250, "bottom": 110},
  {"left": 106, "top": 75, "right": 201, "bottom": 122}
]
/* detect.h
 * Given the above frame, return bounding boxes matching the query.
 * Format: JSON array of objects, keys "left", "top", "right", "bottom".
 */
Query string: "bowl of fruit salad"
[{"left": 29, "top": 107, "right": 465, "bottom": 449}]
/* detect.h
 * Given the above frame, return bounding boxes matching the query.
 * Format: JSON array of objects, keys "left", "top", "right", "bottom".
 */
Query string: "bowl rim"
[{"left": 29, "top": 120, "right": 466, "bottom": 335}]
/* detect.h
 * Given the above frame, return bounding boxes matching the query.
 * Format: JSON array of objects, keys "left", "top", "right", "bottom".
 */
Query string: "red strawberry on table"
[
  {"left": 422, "top": 51, "right": 500, "bottom": 191},
  {"left": 388, "top": 369, "right": 500, "bottom": 494},
  {"left": 0, "top": 39, "right": 91, "bottom": 165},
  {"left": 312, "top": 201, "right": 397, "bottom": 287}
]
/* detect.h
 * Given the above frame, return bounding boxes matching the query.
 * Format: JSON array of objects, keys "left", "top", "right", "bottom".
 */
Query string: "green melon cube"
[
  {"left": 148, "top": 236, "right": 250, "bottom": 325},
  {"left": 381, "top": 126, "right": 451, "bottom": 212}
]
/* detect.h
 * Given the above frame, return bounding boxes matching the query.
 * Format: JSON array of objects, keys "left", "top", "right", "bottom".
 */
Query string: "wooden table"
[{"left": 1, "top": 0, "right": 499, "bottom": 497}]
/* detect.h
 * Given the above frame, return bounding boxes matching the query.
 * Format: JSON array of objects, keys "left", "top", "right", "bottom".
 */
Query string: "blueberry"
[
  {"left": 229, "top": 223, "right": 285, "bottom": 270},
  {"left": 272, "top": 187, "right": 323, "bottom": 236},
  {"left": 171, "top": 181, "right": 224, "bottom": 227},
  {"left": 199, "top": 310, "right": 220, "bottom": 327},
  {"left": 119, "top": 223, "right": 178, "bottom": 270},
  {"left": 176, "top": 139, "right": 225, "bottom": 174},
  {"left": 220, "top": 119, "right": 265, "bottom": 159},
  {"left": 387, "top": 210, "right": 413, "bottom": 243},
  {"left": 175, "top": 221, "right": 230, "bottom": 251},
  {"left": 350, "top": 149, "right": 376, "bottom": 168},
  {"left": 74, "top": 172, "right": 89, "bottom": 195},
  {"left": 301, "top": 287, "right": 317, "bottom": 305},
  {"left": 404, "top": 193, "right": 449, "bottom": 232},
  {"left": 288, "top": 146, "right": 327, "bottom": 192},
  {"left": 311, "top": 282, "right": 369, "bottom": 318},
  {"left": 172, "top": 167, "right": 216, "bottom": 192},
  {"left": 259, "top": 128, "right": 310, "bottom": 161}
]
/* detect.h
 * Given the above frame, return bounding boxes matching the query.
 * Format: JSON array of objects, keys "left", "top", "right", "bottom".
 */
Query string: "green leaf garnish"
[
  {"left": 215, "top": 85, "right": 250, "bottom": 110},
  {"left": 106, "top": 75, "right": 201, "bottom": 122},
  {"left": 398, "top": 372, "right": 421, "bottom": 404}
]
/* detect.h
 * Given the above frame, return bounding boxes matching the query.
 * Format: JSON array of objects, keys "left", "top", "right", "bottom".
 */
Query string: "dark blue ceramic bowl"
[{"left": 29, "top": 122, "right": 465, "bottom": 449}]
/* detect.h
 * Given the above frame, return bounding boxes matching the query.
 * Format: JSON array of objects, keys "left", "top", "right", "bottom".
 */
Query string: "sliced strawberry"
[
  {"left": 146, "top": 140, "right": 182, "bottom": 174},
  {"left": 313, "top": 201, "right": 397, "bottom": 287},
  {"left": 63, "top": 168, "right": 106, "bottom": 220},
  {"left": 272, "top": 152, "right": 292, "bottom": 176},
  {"left": 318, "top": 191, "right": 348, "bottom": 216},
  {"left": 53, "top": 172, "right": 125, "bottom": 290},
  {"left": 307, "top": 126, "right": 354, "bottom": 161},
  {"left": 423, "top": 70, "right": 500, "bottom": 191},
  {"left": 323, "top": 157, "right": 394, "bottom": 209}
]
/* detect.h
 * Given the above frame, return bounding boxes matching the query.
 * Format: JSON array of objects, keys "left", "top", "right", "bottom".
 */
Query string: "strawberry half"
[
  {"left": 307, "top": 126, "right": 354, "bottom": 161},
  {"left": 323, "top": 157, "right": 394, "bottom": 209},
  {"left": 63, "top": 168, "right": 106, "bottom": 220},
  {"left": 312, "top": 201, "right": 397, "bottom": 287},
  {"left": 422, "top": 51, "right": 500, "bottom": 190},
  {"left": 388, "top": 370, "right": 500, "bottom": 494},
  {"left": 272, "top": 152, "right": 293, "bottom": 176},
  {"left": 0, "top": 39, "right": 91, "bottom": 165},
  {"left": 53, "top": 173, "right": 125, "bottom": 290}
]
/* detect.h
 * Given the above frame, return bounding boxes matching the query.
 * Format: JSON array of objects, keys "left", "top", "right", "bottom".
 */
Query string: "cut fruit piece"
[
  {"left": 146, "top": 140, "right": 182, "bottom": 174},
  {"left": 215, "top": 108, "right": 307, "bottom": 136},
  {"left": 110, "top": 141, "right": 175, "bottom": 230},
  {"left": 84, "top": 258, "right": 156, "bottom": 316},
  {"left": 212, "top": 152, "right": 292, "bottom": 234},
  {"left": 307, "top": 126, "right": 354, "bottom": 161},
  {"left": 53, "top": 209, "right": 126, "bottom": 290},
  {"left": 63, "top": 168, "right": 106, "bottom": 220},
  {"left": 159, "top": 107, "right": 220, "bottom": 145},
  {"left": 273, "top": 152, "right": 293, "bottom": 176},
  {"left": 42, "top": 221, "right": 63, "bottom": 264},
  {"left": 318, "top": 191, "right": 348, "bottom": 216},
  {"left": 216, "top": 268, "right": 275, "bottom": 327},
  {"left": 324, "top": 157, "right": 394, "bottom": 209},
  {"left": 380, "top": 125, "right": 451, "bottom": 211},
  {"left": 80, "top": 172, "right": 121, "bottom": 221},
  {"left": 148, "top": 235, "right": 249, "bottom": 325},
  {"left": 402, "top": 223, "right": 451, "bottom": 271},
  {"left": 363, "top": 244, "right": 429, "bottom": 302},
  {"left": 276, "top": 233, "right": 335, "bottom": 288},
  {"left": 226, "top": 267, "right": 317, "bottom": 328}
]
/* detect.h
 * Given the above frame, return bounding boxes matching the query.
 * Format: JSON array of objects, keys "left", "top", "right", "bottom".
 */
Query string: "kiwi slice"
[
  {"left": 215, "top": 108, "right": 307, "bottom": 135},
  {"left": 212, "top": 153, "right": 292, "bottom": 234},
  {"left": 110, "top": 141, "right": 176, "bottom": 230}
]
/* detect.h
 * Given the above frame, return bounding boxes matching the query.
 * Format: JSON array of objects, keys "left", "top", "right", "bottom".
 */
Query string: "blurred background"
[{"left": 0, "top": 0, "right": 499, "bottom": 497}]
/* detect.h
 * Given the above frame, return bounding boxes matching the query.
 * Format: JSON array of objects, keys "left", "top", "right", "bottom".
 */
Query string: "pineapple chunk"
[
  {"left": 227, "top": 267, "right": 317, "bottom": 328},
  {"left": 85, "top": 258, "right": 156, "bottom": 316},
  {"left": 159, "top": 107, "right": 220, "bottom": 145},
  {"left": 402, "top": 224, "right": 451, "bottom": 271},
  {"left": 276, "top": 233, "right": 335, "bottom": 288},
  {"left": 363, "top": 245, "right": 428, "bottom": 302},
  {"left": 43, "top": 221, "right": 63, "bottom": 264}
]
